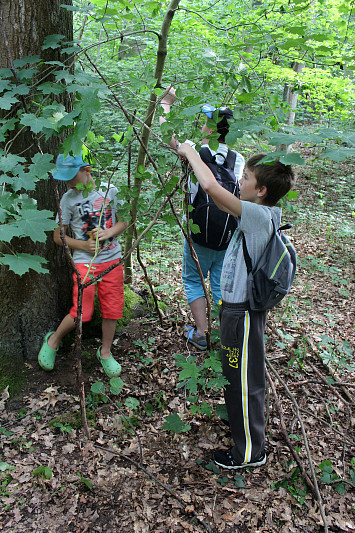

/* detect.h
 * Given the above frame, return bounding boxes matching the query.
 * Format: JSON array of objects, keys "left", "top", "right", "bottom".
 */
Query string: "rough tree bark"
[{"left": 0, "top": 0, "right": 74, "bottom": 360}]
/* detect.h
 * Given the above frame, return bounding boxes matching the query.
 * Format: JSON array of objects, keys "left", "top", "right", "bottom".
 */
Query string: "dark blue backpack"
[{"left": 190, "top": 146, "right": 239, "bottom": 251}]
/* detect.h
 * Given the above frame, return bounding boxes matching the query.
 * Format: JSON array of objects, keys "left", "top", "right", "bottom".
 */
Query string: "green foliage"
[
  {"left": 162, "top": 413, "right": 191, "bottom": 433},
  {"left": 32, "top": 465, "right": 53, "bottom": 481},
  {"left": 0, "top": 462, "right": 15, "bottom": 472},
  {"left": 52, "top": 421, "right": 73, "bottom": 434},
  {"left": 174, "top": 350, "right": 228, "bottom": 419},
  {"left": 0, "top": 43, "right": 104, "bottom": 275},
  {"left": 318, "top": 460, "right": 348, "bottom": 495},
  {"left": 2, "top": 0, "right": 355, "bottom": 278},
  {"left": 77, "top": 473, "right": 93, "bottom": 491},
  {"left": 125, "top": 397, "right": 140, "bottom": 410},
  {"left": 272, "top": 466, "right": 310, "bottom": 505},
  {"left": 91, "top": 381, "right": 105, "bottom": 395},
  {"left": 204, "top": 461, "right": 221, "bottom": 474},
  {"left": 110, "top": 377, "right": 124, "bottom": 395}
]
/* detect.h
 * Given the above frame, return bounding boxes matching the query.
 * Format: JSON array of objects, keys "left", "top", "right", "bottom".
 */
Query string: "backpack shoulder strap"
[
  {"left": 225, "top": 149, "right": 237, "bottom": 171},
  {"left": 242, "top": 214, "right": 277, "bottom": 274},
  {"left": 199, "top": 146, "right": 214, "bottom": 164},
  {"left": 199, "top": 146, "right": 237, "bottom": 173},
  {"left": 242, "top": 233, "right": 253, "bottom": 275}
]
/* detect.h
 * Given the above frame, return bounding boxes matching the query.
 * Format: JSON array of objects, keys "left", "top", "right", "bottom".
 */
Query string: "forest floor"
[{"left": 0, "top": 147, "right": 354, "bottom": 533}]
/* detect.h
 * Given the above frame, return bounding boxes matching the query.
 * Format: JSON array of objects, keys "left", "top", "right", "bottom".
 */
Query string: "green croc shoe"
[
  {"left": 97, "top": 347, "right": 122, "bottom": 378},
  {"left": 38, "top": 332, "right": 58, "bottom": 371}
]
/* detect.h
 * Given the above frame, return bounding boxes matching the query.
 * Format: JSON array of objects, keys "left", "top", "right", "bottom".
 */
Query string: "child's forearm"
[
  {"left": 104, "top": 221, "right": 128, "bottom": 239},
  {"left": 159, "top": 88, "right": 179, "bottom": 149},
  {"left": 54, "top": 227, "right": 95, "bottom": 253}
]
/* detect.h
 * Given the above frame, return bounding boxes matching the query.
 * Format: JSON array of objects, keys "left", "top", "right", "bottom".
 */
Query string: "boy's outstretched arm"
[
  {"left": 178, "top": 143, "right": 242, "bottom": 218},
  {"left": 159, "top": 87, "right": 179, "bottom": 149}
]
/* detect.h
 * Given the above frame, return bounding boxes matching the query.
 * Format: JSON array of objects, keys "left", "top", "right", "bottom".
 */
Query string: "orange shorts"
[{"left": 69, "top": 260, "right": 124, "bottom": 322}]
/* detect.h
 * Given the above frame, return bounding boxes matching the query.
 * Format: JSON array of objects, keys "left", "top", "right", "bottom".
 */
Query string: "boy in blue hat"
[
  {"left": 38, "top": 153, "right": 127, "bottom": 378},
  {"left": 160, "top": 88, "right": 245, "bottom": 350}
]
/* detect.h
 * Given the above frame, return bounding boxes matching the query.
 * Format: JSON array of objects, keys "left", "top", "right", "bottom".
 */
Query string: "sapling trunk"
[{"left": 123, "top": 0, "right": 181, "bottom": 284}]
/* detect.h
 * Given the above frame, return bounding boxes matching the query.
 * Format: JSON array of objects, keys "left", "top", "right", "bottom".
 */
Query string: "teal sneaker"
[{"left": 96, "top": 347, "right": 122, "bottom": 378}]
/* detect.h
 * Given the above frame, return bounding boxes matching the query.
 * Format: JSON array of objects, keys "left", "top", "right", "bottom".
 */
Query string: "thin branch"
[
  {"left": 266, "top": 367, "right": 315, "bottom": 492},
  {"left": 266, "top": 359, "right": 329, "bottom": 533},
  {"left": 183, "top": 183, "right": 212, "bottom": 350},
  {"left": 134, "top": 225, "right": 164, "bottom": 327}
]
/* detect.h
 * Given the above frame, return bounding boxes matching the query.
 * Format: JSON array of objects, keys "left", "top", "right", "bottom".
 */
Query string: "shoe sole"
[{"left": 214, "top": 456, "right": 266, "bottom": 470}]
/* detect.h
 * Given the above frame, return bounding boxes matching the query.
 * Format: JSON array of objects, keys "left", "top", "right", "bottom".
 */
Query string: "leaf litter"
[{"left": 0, "top": 154, "right": 354, "bottom": 532}]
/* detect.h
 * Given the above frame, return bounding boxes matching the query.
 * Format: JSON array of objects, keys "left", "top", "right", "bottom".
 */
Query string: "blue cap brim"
[
  {"left": 202, "top": 104, "right": 216, "bottom": 119},
  {"left": 52, "top": 167, "right": 79, "bottom": 181},
  {"left": 52, "top": 153, "right": 86, "bottom": 181}
]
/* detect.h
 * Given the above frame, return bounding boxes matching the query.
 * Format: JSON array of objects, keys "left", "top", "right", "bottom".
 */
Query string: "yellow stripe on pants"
[{"left": 241, "top": 311, "right": 252, "bottom": 464}]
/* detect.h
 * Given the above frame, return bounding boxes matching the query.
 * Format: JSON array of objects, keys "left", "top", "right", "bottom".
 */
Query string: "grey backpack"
[{"left": 242, "top": 213, "right": 297, "bottom": 311}]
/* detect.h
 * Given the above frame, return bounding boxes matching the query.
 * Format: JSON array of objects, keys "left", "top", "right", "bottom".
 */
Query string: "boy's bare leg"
[
  {"left": 101, "top": 318, "right": 117, "bottom": 358},
  {"left": 189, "top": 297, "right": 208, "bottom": 337},
  {"left": 47, "top": 314, "right": 76, "bottom": 350}
]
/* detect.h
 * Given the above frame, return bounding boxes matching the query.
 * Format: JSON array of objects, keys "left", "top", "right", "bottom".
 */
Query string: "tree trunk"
[
  {"left": 284, "top": 61, "right": 304, "bottom": 127},
  {"left": 280, "top": 61, "right": 304, "bottom": 151},
  {"left": 123, "top": 0, "right": 181, "bottom": 284},
  {"left": 0, "top": 0, "right": 74, "bottom": 360}
]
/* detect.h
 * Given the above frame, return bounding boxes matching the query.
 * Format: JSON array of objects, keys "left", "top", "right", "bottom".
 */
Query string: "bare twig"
[
  {"left": 266, "top": 359, "right": 329, "bottom": 532},
  {"left": 134, "top": 225, "right": 164, "bottom": 327},
  {"left": 266, "top": 367, "right": 315, "bottom": 491},
  {"left": 309, "top": 362, "right": 353, "bottom": 411},
  {"left": 183, "top": 186, "right": 212, "bottom": 350},
  {"left": 307, "top": 338, "right": 354, "bottom": 404}
]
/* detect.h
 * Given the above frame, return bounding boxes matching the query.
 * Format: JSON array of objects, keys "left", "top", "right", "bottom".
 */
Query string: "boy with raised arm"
[
  {"left": 178, "top": 142, "right": 295, "bottom": 469},
  {"left": 160, "top": 88, "right": 244, "bottom": 350}
]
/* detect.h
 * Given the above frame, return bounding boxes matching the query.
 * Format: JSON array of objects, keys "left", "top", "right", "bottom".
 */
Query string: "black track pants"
[{"left": 220, "top": 301, "right": 267, "bottom": 464}]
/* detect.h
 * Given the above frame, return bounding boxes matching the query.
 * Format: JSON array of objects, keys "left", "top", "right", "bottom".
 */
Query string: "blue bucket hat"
[{"left": 52, "top": 153, "right": 86, "bottom": 181}]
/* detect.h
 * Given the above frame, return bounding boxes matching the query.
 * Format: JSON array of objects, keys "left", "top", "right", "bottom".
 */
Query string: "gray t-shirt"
[
  {"left": 57, "top": 183, "right": 123, "bottom": 264},
  {"left": 220, "top": 202, "right": 282, "bottom": 303}
]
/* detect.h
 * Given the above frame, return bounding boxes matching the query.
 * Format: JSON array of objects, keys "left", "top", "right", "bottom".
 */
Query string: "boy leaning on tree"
[
  {"left": 177, "top": 142, "right": 296, "bottom": 469},
  {"left": 38, "top": 152, "right": 127, "bottom": 378}
]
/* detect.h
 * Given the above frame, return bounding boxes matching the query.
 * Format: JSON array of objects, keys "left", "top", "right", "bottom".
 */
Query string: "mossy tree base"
[
  {"left": 82, "top": 285, "right": 146, "bottom": 339},
  {"left": 0, "top": 351, "right": 27, "bottom": 397}
]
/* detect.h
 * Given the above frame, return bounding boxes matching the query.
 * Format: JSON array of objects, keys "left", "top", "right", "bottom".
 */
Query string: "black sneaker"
[{"left": 213, "top": 449, "right": 266, "bottom": 470}]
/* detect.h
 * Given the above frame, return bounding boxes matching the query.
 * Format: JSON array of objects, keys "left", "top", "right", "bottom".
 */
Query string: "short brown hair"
[{"left": 247, "top": 154, "right": 296, "bottom": 206}]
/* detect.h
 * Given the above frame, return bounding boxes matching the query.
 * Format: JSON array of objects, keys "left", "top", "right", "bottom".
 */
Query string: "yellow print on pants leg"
[{"left": 222, "top": 345, "right": 240, "bottom": 368}]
